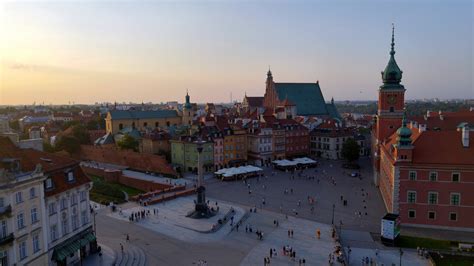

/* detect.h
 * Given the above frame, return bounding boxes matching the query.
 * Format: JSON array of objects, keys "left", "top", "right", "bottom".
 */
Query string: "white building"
[
  {"left": 0, "top": 159, "right": 48, "bottom": 266},
  {"left": 0, "top": 137, "right": 95, "bottom": 266},
  {"left": 247, "top": 124, "right": 273, "bottom": 166}
]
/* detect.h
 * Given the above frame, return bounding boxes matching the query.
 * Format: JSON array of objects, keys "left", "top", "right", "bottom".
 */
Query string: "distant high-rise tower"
[{"left": 372, "top": 24, "right": 406, "bottom": 185}]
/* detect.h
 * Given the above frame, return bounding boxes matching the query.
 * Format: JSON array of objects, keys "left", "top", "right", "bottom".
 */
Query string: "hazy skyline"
[{"left": 1, "top": 0, "right": 473, "bottom": 105}]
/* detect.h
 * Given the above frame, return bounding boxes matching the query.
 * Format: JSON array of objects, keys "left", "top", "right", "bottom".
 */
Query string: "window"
[
  {"left": 429, "top": 171, "right": 438, "bottom": 181},
  {"left": 15, "top": 191, "right": 23, "bottom": 204},
  {"left": 32, "top": 234, "right": 40, "bottom": 253},
  {"left": 155, "top": 122, "right": 159, "bottom": 127},
  {"left": 50, "top": 224, "right": 58, "bottom": 241},
  {"left": 48, "top": 202, "right": 56, "bottom": 215},
  {"left": 80, "top": 191, "right": 87, "bottom": 202},
  {"left": 408, "top": 210, "right": 416, "bottom": 218},
  {"left": 71, "top": 194, "right": 77, "bottom": 206},
  {"left": 45, "top": 178, "right": 53, "bottom": 189},
  {"left": 143, "top": 122, "right": 147, "bottom": 127},
  {"left": 450, "top": 193, "right": 460, "bottom": 206},
  {"left": 60, "top": 198, "right": 67, "bottom": 210},
  {"left": 31, "top": 208, "right": 38, "bottom": 224},
  {"left": 81, "top": 210, "right": 88, "bottom": 225},
  {"left": 61, "top": 213, "right": 69, "bottom": 236},
  {"left": 428, "top": 211, "right": 436, "bottom": 220},
  {"left": 428, "top": 192, "right": 438, "bottom": 204},
  {"left": 19, "top": 241, "right": 27, "bottom": 260},
  {"left": 452, "top": 173, "right": 460, "bottom": 182},
  {"left": 449, "top": 212, "right": 457, "bottom": 221},
  {"left": 389, "top": 107, "right": 394, "bottom": 112},
  {"left": 407, "top": 191, "right": 417, "bottom": 203},
  {"left": 67, "top": 171, "right": 74, "bottom": 182},
  {"left": 29, "top": 188, "right": 36, "bottom": 199},
  {"left": 409, "top": 171, "right": 417, "bottom": 181},
  {"left": 0, "top": 197, "right": 4, "bottom": 208},
  {"left": 1, "top": 220, "right": 7, "bottom": 238},
  {"left": 119, "top": 123, "right": 123, "bottom": 130},
  {"left": 17, "top": 213, "right": 25, "bottom": 229},
  {"left": 72, "top": 208, "right": 78, "bottom": 230}
]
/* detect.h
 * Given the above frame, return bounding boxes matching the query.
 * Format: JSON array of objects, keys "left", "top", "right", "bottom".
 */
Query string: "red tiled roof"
[
  {"left": 383, "top": 128, "right": 474, "bottom": 166},
  {"left": 0, "top": 137, "right": 91, "bottom": 196},
  {"left": 245, "top": 96, "right": 264, "bottom": 107},
  {"left": 409, "top": 109, "right": 474, "bottom": 130}
]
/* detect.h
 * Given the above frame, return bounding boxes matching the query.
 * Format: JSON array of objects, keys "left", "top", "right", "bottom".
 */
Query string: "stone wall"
[
  {"left": 81, "top": 165, "right": 173, "bottom": 192},
  {"left": 80, "top": 145, "right": 177, "bottom": 177}
]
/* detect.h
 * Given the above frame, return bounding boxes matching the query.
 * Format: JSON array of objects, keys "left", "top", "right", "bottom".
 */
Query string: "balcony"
[
  {"left": 0, "top": 233, "right": 14, "bottom": 246},
  {"left": 0, "top": 205, "right": 12, "bottom": 218}
]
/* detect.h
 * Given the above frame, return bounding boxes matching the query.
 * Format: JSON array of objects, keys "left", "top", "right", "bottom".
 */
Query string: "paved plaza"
[
  {"left": 205, "top": 158, "right": 386, "bottom": 232},
  {"left": 94, "top": 158, "right": 431, "bottom": 265}
]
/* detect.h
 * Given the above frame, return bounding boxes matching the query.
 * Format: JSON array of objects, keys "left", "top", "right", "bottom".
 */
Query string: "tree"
[
  {"left": 341, "top": 138, "right": 360, "bottom": 163},
  {"left": 71, "top": 125, "right": 90, "bottom": 145},
  {"left": 117, "top": 134, "right": 139, "bottom": 152},
  {"left": 55, "top": 135, "right": 81, "bottom": 154}
]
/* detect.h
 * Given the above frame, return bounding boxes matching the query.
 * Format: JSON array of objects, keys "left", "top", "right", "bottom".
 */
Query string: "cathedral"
[{"left": 263, "top": 70, "right": 340, "bottom": 120}]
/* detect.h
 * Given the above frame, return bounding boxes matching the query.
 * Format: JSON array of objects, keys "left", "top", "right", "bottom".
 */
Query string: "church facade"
[{"left": 263, "top": 70, "right": 340, "bottom": 120}]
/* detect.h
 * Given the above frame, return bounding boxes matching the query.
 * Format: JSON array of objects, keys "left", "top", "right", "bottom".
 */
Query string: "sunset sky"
[{"left": 0, "top": 0, "right": 472, "bottom": 105}]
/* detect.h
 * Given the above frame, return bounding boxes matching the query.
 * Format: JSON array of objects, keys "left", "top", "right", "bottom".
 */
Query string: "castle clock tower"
[
  {"left": 376, "top": 25, "right": 406, "bottom": 141},
  {"left": 373, "top": 25, "right": 406, "bottom": 185}
]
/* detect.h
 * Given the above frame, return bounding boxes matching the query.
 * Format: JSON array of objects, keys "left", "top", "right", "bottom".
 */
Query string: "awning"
[{"left": 52, "top": 232, "right": 96, "bottom": 262}]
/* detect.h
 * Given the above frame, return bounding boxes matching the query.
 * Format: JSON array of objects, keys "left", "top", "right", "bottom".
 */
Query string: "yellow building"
[
  {"left": 105, "top": 110, "right": 182, "bottom": 134},
  {"left": 223, "top": 126, "right": 247, "bottom": 166}
]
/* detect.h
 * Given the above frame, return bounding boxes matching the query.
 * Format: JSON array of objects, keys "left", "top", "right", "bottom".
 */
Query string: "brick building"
[{"left": 372, "top": 27, "right": 474, "bottom": 231}]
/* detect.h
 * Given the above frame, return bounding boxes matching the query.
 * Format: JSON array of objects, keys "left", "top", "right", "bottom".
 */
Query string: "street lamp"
[
  {"left": 331, "top": 204, "right": 335, "bottom": 225},
  {"left": 399, "top": 248, "right": 404, "bottom": 266}
]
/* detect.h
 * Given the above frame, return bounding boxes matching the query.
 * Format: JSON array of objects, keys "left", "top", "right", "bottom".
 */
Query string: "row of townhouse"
[
  {"left": 0, "top": 137, "right": 95, "bottom": 266},
  {"left": 170, "top": 114, "right": 312, "bottom": 171}
]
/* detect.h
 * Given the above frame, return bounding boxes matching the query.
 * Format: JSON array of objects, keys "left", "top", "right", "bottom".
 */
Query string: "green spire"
[
  {"left": 396, "top": 112, "right": 412, "bottom": 146},
  {"left": 382, "top": 24, "right": 403, "bottom": 85}
]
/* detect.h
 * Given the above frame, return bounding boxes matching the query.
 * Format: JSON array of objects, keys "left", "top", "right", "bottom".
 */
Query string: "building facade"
[
  {"left": 247, "top": 124, "right": 273, "bottom": 166},
  {"left": 372, "top": 27, "right": 474, "bottom": 231},
  {"left": 0, "top": 164, "right": 48, "bottom": 266},
  {"left": 105, "top": 110, "right": 181, "bottom": 134},
  {"left": 171, "top": 137, "right": 214, "bottom": 173}
]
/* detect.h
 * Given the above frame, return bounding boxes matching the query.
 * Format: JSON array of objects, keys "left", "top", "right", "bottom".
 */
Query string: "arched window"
[{"left": 119, "top": 123, "right": 123, "bottom": 130}]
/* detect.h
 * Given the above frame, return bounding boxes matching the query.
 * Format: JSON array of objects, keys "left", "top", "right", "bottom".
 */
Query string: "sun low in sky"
[{"left": 0, "top": 1, "right": 472, "bottom": 105}]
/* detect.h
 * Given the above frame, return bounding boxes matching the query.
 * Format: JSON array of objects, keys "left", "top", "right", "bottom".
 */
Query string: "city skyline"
[{"left": 1, "top": 0, "right": 473, "bottom": 105}]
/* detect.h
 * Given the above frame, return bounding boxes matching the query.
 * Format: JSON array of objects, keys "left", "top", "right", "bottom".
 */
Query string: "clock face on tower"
[{"left": 387, "top": 95, "right": 396, "bottom": 105}]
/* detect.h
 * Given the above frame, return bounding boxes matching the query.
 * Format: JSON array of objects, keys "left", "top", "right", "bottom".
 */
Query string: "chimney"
[
  {"left": 419, "top": 124, "right": 427, "bottom": 133},
  {"left": 462, "top": 126, "right": 469, "bottom": 148},
  {"left": 426, "top": 110, "right": 431, "bottom": 118}
]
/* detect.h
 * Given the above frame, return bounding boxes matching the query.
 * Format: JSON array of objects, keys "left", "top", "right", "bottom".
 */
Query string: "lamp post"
[
  {"left": 399, "top": 248, "right": 404, "bottom": 266},
  {"left": 331, "top": 203, "right": 335, "bottom": 225}
]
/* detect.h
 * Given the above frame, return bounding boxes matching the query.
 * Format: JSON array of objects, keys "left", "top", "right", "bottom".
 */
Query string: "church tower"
[
  {"left": 263, "top": 68, "right": 277, "bottom": 111},
  {"left": 375, "top": 25, "right": 406, "bottom": 142},
  {"left": 182, "top": 90, "right": 194, "bottom": 126}
]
